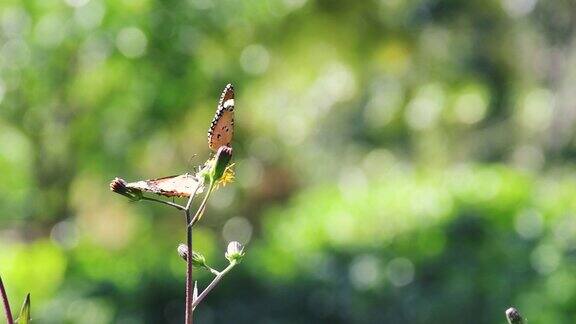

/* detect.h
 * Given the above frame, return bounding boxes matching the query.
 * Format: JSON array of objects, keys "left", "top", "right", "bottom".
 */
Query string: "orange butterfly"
[
  {"left": 111, "top": 84, "right": 235, "bottom": 198},
  {"left": 208, "top": 83, "right": 234, "bottom": 152}
]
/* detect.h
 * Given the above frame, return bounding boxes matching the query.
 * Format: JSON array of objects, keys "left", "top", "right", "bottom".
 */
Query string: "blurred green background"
[{"left": 1, "top": 0, "right": 576, "bottom": 323}]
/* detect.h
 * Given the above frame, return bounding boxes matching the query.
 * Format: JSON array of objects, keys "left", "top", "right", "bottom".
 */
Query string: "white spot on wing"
[{"left": 223, "top": 99, "right": 235, "bottom": 109}]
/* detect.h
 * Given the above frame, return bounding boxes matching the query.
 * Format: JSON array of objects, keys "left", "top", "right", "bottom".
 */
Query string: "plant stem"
[
  {"left": 184, "top": 185, "right": 200, "bottom": 324},
  {"left": 185, "top": 211, "right": 193, "bottom": 324},
  {"left": 141, "top": 196, "right": 186, "bottom": 210},
  {"left": 205, "top": 266, "right": 220, "bottom": 276},
  {"left": 185, "top": 200, "right": 194, "bottom": 324},
  {"left": 0, "top": 275, "right": 14, "bottom": 324},
  {"left": 188, "top": 182, "right": 214, "bottom": 227},
  {"left": 192, "top": 261, "right": 237, "bottom": 309}
]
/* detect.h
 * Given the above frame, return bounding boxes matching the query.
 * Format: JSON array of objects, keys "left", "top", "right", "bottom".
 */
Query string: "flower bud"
[
  {"left": 225, "top": 241, "right": 244, "bottom": 264},
  {"left": 177, "top": 243, "right": 188, "bottom": 261},
  {"left": 177, "top": 243, "right": 207, "bottom": 269},
  {"left": 505, "top": 307, "right": 524, "bottom": 324},
  {"left": 211, "top": 146, "right": 233, "bottom": 182},
  {"left": 110, "top": 177, "right": 142, "bottom": 201}
]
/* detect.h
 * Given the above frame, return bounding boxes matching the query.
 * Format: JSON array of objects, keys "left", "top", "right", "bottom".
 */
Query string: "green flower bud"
[
  {"left": 211, "top": 146, "right": 233, "bottom": 182},
  {"left": 177, "top": 243, "right": 208, "bottom": 269},
  {"left": 225, "top": 241, "right": 244, "bottom": 264},
  {"left": 192, "top": 251, "right": 207, "bottom": 268}
]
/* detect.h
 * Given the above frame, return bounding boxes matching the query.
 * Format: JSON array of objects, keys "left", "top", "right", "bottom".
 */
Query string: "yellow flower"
[{"left": 214, "top": 163, "right": 235, "bottom": 190}]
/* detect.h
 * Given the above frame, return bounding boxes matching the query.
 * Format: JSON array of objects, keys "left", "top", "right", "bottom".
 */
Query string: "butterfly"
[
  {"left": 111, "top": 84, "right": 235, "bottom": 198},
  {"left": 122, "top": 173, "right": 201, "bottom": 197},
  {"left": 208, "top": 83, "right": 234, "bottom": 152}
]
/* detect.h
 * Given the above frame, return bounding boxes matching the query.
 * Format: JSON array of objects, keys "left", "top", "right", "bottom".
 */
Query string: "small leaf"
[
  {"left": 16, "top": 294, "right": 30, "bottom": 324},
  {"left": 193, "top": 281, "right": 198, "bottom": 302}
]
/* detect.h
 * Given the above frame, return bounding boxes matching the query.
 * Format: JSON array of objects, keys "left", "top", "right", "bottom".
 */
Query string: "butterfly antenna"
[{"left": 187, "top": 154, "right": 198, "bottom": 170}]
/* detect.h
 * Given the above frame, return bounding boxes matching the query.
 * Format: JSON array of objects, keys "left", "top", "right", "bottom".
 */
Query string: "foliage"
[
  {"left": 17, "top": 294, "right": 31, "bottom": 324},
  {"left": 1, "top": 0, "right": 576, "bottom": 323}
]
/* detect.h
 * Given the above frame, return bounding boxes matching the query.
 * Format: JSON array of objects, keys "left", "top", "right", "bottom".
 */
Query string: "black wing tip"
[{"left": 219, "top": 83, "right": 234, "bottom": 103}]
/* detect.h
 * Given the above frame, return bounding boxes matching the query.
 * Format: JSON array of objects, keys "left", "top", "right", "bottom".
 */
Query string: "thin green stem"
[
  {"left": 185, "top": 189, "right": 197, "bottom": 211},
  {"left": 188, "top": 181, "right": 214, "bottom": 227},
  {"left": 205, "top": 266, "right": 220, "bottom": 276},
  {"left": 192, "top": 261, "right": 237, "bottom": 309},
  {"left": 0, "top": 275, "right": 14, "bottom": 324},
  {"left": 141, "top": 196, "right": 186, "bottom": 210}
]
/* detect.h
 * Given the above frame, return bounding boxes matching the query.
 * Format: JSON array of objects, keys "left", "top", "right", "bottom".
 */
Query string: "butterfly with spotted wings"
[
  {"left": 208, "top": 83, "right": 235, "bottom": 152},
  {"left": 111, "top": 84, "right": 235, "bottom": 198}
]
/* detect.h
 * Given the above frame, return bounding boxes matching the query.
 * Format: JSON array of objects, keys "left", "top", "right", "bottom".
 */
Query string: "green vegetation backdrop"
[{"left": 1, "top": 0, "right": 576, "bottom": 323}]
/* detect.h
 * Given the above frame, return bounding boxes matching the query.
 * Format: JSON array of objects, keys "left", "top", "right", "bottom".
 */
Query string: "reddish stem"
[
  {"left": 185, "top": 213, "right": 193, "bottom": 324},
  {"left": 0, "top": 275, "right": 14, "bottom": 324},
  {"left": 184, "top": 188, "right": 198, "bottom": 324}
]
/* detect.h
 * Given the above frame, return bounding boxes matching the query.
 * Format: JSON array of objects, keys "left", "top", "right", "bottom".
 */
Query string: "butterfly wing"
[
  {"left": 125, "top": 173, "right": 202, "bottom": 197},
  {"left": 114, "top": 85, "right": 235, "bottom": 199},
  {"left": 208, "top": 84, "right": 235, "bottom": 151}
]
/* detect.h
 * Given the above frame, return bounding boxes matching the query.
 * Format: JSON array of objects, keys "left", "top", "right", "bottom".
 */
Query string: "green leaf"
[{"left": 16, "top": 294, "right": 30, "bottom": 324}]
